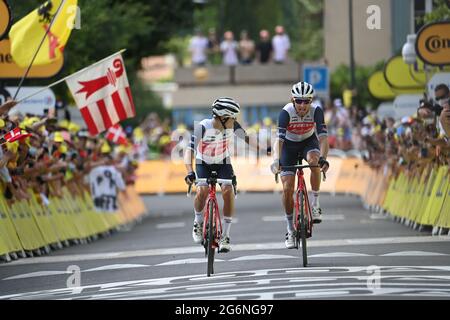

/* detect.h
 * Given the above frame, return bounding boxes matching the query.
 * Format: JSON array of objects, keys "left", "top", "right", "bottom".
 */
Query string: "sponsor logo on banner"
[
  {"left": 416, "top": 21, "right": 450, "bottom": 66},
  {"left": 0, "top": 0, "right": 11, "bottom": 40}
]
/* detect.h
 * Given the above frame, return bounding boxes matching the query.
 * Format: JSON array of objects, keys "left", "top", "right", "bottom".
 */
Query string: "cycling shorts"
[
  {"left": 195, "top": 162, "right": 234, "bottom": 187},
  {"left": 280, "top": 135, "right": 320, "bottom": 177}
]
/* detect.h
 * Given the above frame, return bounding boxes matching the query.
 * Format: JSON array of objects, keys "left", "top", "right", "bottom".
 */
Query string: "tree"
[
  {"left": 6, "top": 0, "right": 195, "bottom": 121},
  {"left": 417, "top": 0, "right": 450, "bottom": 24}
]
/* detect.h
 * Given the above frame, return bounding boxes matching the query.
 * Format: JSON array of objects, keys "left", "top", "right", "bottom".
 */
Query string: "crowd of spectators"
[
  {"left": 188, "top": 25, "right": 291, "bottom": 67},
  {"left": 324, "top": 84, "right": 450, "bottom": 176},
  {"left": 0, "top": 99, "right": 142, "bottom": 205}
]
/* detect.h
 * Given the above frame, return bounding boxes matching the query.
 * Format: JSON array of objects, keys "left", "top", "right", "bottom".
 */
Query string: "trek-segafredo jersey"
[
  {"left": 277, "top": 103, "right": 328, "bottom": 142},
  {"left": 189, "top": 118, "right": 246, "bottom": 164}
]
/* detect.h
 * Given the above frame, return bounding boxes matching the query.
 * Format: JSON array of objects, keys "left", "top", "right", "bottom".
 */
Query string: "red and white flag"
[
  {"left": 106, "top": 124, "right": 128, "bottom": 145},
  {"left": 66, "top": 53, "right": 135, "bottom": 135},
  {"left": 0, "top": 127, "right": 31, "bottom": 145}
]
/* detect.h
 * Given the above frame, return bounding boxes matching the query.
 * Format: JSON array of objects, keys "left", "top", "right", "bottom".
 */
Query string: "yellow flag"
[{"left": 9, "top": 0, "right": 77, "bottom": 68}]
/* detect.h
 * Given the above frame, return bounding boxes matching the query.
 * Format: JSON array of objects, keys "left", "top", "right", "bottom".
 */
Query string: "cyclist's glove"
[
  {"left": 185, "top": 171, "right": 196, "bottom": 185},
  {"left": 318, "top": 156, "right": 329, "bottom": 169},
  {"left": 232, "top": 175, "right": 237, "bottom": 187},
  {"left": 270, "top": 159, "right": 280, "bottom": 174}
]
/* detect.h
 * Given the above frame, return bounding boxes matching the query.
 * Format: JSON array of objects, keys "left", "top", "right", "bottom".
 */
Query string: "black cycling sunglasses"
[{"left": 294, "top": 98, "right": 312, "bottom": 105}]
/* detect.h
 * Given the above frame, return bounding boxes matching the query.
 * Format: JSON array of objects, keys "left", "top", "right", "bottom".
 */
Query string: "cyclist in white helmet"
[
  {"left": 184, "top": 97, "right": 259, "bottom": 253},
  {"left": 271, "top": 82, "right": 330, "bottom": 249}
]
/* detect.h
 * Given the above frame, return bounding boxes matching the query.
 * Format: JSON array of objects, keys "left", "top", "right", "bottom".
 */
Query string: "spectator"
[
  {"left": 272, "top": 25, "right": 290, "bottom": 64},
  {"left": 238, "top": 30, "right": 255, "bottom": 65},
  {"left": 207, "top": 28, "right": 221, "bottom": 65},
  {"left": 189, "top": 28, "right": 209, "bottom": 67},
  {"left": 220, "top": 30, "right": 239, "bottom": 66},
  {"left": 439, "top": 97, "right": 450, "bottom": 138},
  {"left": 256, "top": 29, "right": 273, "bottom": 64}
]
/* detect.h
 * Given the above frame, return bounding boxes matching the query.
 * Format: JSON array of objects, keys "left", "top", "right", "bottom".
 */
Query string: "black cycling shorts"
[
  {"left": 280, "top": 135, "right": 320, "bottom": 176},
  {"left": 195, "top": 161, "right": 234, "bottom": 186}
]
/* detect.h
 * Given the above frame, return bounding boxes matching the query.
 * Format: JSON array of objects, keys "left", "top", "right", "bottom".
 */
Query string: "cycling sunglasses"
[{"left": 294, "top": 98, "right": 312, "bottom": 105}]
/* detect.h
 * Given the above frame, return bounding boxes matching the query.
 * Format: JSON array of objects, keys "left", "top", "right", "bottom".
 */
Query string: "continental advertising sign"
[
  {"left": 0, "top": 39, "right": 64, "bottom": 79},
  {"left": 416, "top": 21, "right": 450, "bottom": 66},
  {"left": 0, "top": 0, "right": 11, "bottom": 40}
]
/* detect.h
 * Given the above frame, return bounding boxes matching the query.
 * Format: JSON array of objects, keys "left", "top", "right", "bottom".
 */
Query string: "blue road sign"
[{"left": 303, "top": 65, "right": 329, "bottom": 96}]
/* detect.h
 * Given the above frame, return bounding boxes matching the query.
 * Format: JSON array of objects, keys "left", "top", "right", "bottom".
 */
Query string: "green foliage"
[
  {"left": 121, "top": 76, "right": 169, "bottom": 128},
  {"left": 417, "top": 0, "right": 450, "bottom": 24},
  {"left": 6, "top": 0, "right": 196, "bottom": 121},
  {"left": 191, "top": 0, "right": 324, "bottom": 62},
  {"left": 330, "top": 62, "right": 384, "bottom": 110}
]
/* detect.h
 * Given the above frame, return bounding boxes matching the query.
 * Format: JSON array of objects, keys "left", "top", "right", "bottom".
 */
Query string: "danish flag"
[
  {"left": 106, "top": 124, "right": 128, "bottom": 145},
  {"left": 66, "top": 53, "right": 135, "bottom": 135},
  {"left": 0, "top": 128, "right": 31, "bottom": 145}
]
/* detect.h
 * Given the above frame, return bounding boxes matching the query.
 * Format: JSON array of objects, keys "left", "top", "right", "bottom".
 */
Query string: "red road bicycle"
[
  {"left": 188, "top": 171, "right": 236, "bottom": 277},
  {"left": 275, "top": 164, "right": 326, "bottom": 267}
]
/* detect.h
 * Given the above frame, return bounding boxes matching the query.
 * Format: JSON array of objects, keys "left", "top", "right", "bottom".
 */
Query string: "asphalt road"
[{"left": 0, "top": 192, "right": 450, "bottom": 301}]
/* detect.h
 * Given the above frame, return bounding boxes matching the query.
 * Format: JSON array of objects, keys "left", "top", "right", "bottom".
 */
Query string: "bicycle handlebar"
[
  {"left": 275, "top": 165, "right": 327, "bottom": 184},
  {"left": 186, "top": 178, "right": 237, "bottom": 198}
]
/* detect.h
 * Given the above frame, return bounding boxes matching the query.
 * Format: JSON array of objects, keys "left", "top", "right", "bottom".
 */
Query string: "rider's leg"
[
  {"left": 221, "top": 184, "right": 234, "bottom": 237},
  {"left": 194, "top": 186, "right": 209, "bottom": 220},
  {"left": 307, "top": 151, "right": 321, "bottom": 207},
  {"left": 281, "top": 174, "right": 295, "bottom": 234}
]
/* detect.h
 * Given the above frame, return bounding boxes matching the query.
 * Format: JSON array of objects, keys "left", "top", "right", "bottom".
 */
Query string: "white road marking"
[
  {"left": 1, "top": 236, "right": 449, "bottom": 266},
  {"left": 84, "top": 264, "right": 150, "bottom": 272},
  {"left": 1, "top": 266, "right": 450, "bottom": 300},
  {"left": 262, "top": 214, "right": 345, "bottom": 222},
  {"left": 156, "top": 222, "right": 186, "bottom": 229},
  {"left": 370, "top": 214, "right": 388, "bottom": 220},
  {"left": 309, "top": 252, "right": 372, "bottom": 258},
  {"left": 3, "top": 271, "right": 69, "bottom": 281},
  {"left": 380, "top": 251, "right": 449, "bottom": 257},
  {"left": 155, "top": 258, "right": 225, "bottom": 266},
  {"left": 229, "top": 254, "right": 296, "bottom": 261},
  {"left": 262, "top": 216, "right": 284, "bottom": 222},
  {"left": 321, "top": 214, "right": 345, "bottom": 221}
]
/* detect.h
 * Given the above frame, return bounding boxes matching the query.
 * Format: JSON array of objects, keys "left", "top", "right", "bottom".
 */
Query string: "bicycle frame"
[
  {"left": 294, "top": 168, "right": 313, "bottom": 239},
  {"left": 203, "top": 184, "right": 222, "bottom": 249}
]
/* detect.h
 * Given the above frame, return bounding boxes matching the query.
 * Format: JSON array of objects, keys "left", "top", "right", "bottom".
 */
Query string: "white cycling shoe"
[
  {"left": 312, "top": 207, "right": 322, "bottom": 224},
  {"left": 218, "top": 236, "right": 231, "bottom": 253},
  {"left": 285, "top": 232, "right": 295, "bottom": 249},
  {"left": 192, "top": 222, "right": 203, "bottom": 244}
]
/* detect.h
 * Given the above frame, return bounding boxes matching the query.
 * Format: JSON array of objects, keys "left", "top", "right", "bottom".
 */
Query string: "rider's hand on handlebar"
[
  {"left": 270, "top": 159, "right": 280, "bottom": 175},
  {"left": 185, "top": 171, "right": 196, "bottom": 185},
  {"left": 318, "top": 156, "right": 330, "bottom": 173}
]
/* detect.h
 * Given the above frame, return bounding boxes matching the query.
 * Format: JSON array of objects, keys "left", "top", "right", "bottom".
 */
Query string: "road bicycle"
[
  {"left": 275, "top": 164, "right": 326, "bottom": 267},
  {"left": 188, "top": 171, "right": 236, "bottom": 277}
]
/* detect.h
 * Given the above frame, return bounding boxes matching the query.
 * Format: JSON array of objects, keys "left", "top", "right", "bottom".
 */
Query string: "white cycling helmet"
[
  {"left": 291, "top": 81, "right": 314, "bottom": 99},
  {"left": 212, "top": 97, "right": 240, "bottom": 118}
]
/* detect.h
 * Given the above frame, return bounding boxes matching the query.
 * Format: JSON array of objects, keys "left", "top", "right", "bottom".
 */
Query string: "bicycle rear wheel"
[
  {"left": 299, "top": 191, "right": 308, "bottom": 267},
  {"left": 206, "top": 200, "right": 215, "bottom": 277}
]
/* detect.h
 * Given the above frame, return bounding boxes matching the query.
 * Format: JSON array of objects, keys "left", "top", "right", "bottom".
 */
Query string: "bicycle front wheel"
[
  {"left": 299, "top": 191, "right": 308, "bottom": 267},
  {"left": 207, "top": 200, "right": 215, "bottom": 277}
]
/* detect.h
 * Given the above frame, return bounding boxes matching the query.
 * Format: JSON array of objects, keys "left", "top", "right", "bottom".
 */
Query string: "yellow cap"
[
  {"left": 0, "top": 119, "right": 5, "bottom": 129},
  {"left": 53, "top": 132, "right": 64, "bottom": 143},
  {"left": 101, "top": 141, "right": 112, "bottom": 153},
  {"left": 159, "top": 135, "right": 171, "bottom": 145},
  {"left": 68, "top": 122, "right": 80, "bottom": 133},
  {"left": 58, "top": 144, "right": 68, "bottom": 154},
  {"left": 263, "top": 117, "right": 272, "bottom": 127}
]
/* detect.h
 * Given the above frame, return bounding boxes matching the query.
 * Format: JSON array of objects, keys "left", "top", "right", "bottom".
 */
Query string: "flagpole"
[
  {"left": 13, "top": 0, "right": 67, "bottom": 100},
  {"left": 15, "top": 49, "right": 126, "bottom": 104}
]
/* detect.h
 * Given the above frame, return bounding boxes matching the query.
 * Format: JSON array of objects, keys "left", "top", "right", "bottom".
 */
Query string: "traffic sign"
[{"left": 303, "top": 64, "right": 329, "bottom": 98}]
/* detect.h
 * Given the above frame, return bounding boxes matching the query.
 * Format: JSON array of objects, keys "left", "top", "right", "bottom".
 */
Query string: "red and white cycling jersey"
[
  {"left": 189, "top": 119, "right": 246, "bottom": 164},
  {"left": 278, "top": 103, "right": 327, "bottom": 142}
]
